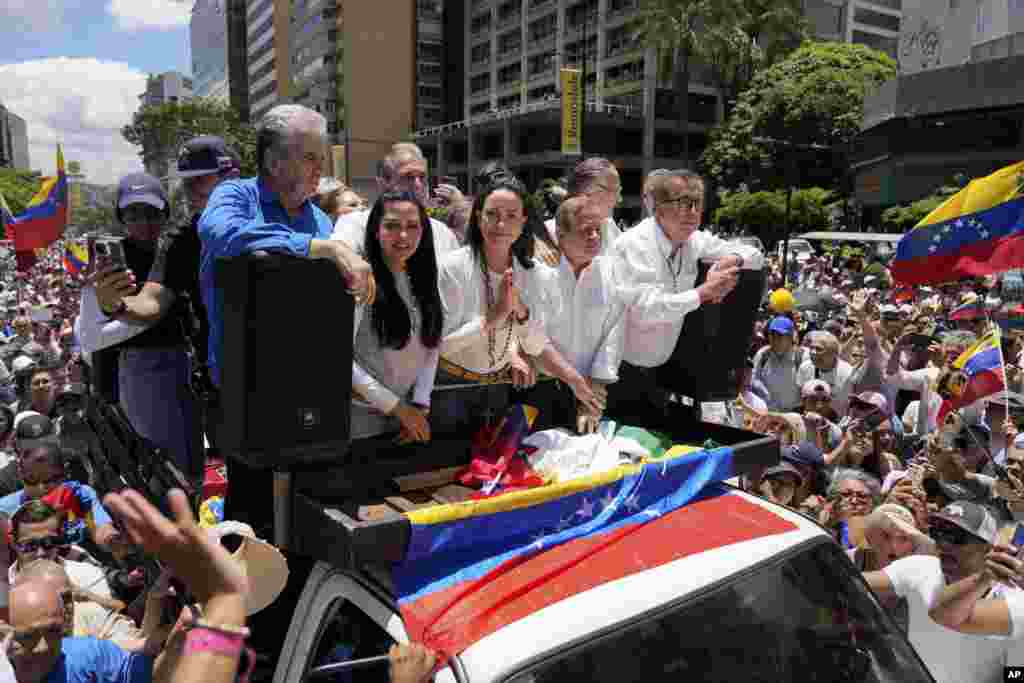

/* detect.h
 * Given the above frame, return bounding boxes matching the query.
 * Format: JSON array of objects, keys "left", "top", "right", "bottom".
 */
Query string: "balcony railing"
[
  {"left": 497, "top": 11, "right": 521, "bottom": 24},
  {"left": 565, "top": 15, "right": 599, "bottom": 34},
  {"left": 497, "top": 46, "right": 522, "bottom": 60},
  {"left": 527, "top": 0, "right": 556, "bottom": 16},
  {"left": 470, "top": 58, "right": 492, "bottom": 73}
]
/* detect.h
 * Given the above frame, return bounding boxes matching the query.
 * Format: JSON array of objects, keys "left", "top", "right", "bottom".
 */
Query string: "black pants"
[
  {"left": 606, "top": 362, "right": 669, "bottom": 426},
  {"left": 514, "top": 377, "right": 576, "bottom": 432}
]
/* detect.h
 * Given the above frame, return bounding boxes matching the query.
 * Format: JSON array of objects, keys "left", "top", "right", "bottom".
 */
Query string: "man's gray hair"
[
  {"left": 256, "top": 104, "right": 327, "bottom": 176},
  {"left": 807, "top": 330, "right": 840, "bottom": 352},
  {"left": 380, "top": 143, "right": 427, "bottom": 181},
  {"left": 646, "top": 168, "right": 706, "bottom": 206},
  {"left": 555, "top": 195, "right": 588, "bottom": 239},
  {"left": 827, "top": 467, "right": 881, "bottom": 501}
]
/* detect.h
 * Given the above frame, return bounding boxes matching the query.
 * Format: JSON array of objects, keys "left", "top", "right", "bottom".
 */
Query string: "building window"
[
  {"left": 498, "top": 94, "right": 519, "bottom": 109},
  {"left": 498, "top": 62, "right": 521, "bottom": 85},
  {"left": 471, "top": 12, "right": 491, "bottom": 34},
  {"left": 470, "top": 101, "right": 490, "bottom": 115},
  {"left": 528, "top": 84, "right": 557, "bottom": 101},
  {"left": 852, "top": 29, "right": 898, "bottom": 58},
  {"left": 471, "top": 43, "right": 490, "bottom": 64},
  {"left": 528, "top": 14, "right": 557, "bottom": 42},
  {"left": 471, "top": 73, "right": 491, "bottom": 94},
  {"left": 418, "top": 42, "right": 443, "bottom": 61},
  {"left": 418, "top": 85, "right": 443, "bottom": 100},
  {"left": 853, "top": 7, "right": 900, "bottom": 32},
  {"left": 499, "top": 30, "right": 522, "bottom": 55}
]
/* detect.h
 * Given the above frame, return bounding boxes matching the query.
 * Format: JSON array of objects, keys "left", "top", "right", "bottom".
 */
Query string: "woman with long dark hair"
[
  {"left": 432, "top": 180, "right": 562, "bottom": 435},
  {"left": 351, "top": 192, "right": 444, "bottom": 442}
]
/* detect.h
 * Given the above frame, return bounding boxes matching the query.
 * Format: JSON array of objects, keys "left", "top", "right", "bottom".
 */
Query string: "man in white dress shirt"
[
  {"left": 527, "top": 196, "right": 625, "bottom": 433},
  {"left": 332, "top": 143, "right": 461, "bottom": 255},
  {"left": 543, "top": 157, "right": 622, "bottom": 253},
  {"left": 607, "top": 169, "right": 763, "bottom": 418}
]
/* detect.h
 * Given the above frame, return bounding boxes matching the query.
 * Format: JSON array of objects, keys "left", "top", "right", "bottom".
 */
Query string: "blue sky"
[{"left": 0, "top": 0, "right": 196, "bottom": 184}]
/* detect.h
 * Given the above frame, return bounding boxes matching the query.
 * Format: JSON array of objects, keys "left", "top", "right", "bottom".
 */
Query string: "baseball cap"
[
  {"left": 10, "top": 355, "right": 35, "bottom": 376},
  {"left": 762, "top": 461, "right": 804, "bottom": 486},
  {"left": 13, "top": 412, "right": 57, "bottom": 448},
  {"left": 176, "top": 135, "right": 240, "bottom": 178},
  {"left": 116, "top": 173, "right": 167, "bottom": 211},
  {"left": 930, "top": 501, "right": 999, "bottom": 545},
  {"left": 767, "top": 316, "right": 794, "bottom": 335},
  {"left": 850, "top": 391, "right": 888, "bottom": 415},
  {"left": 782, "top": 441, "right": 825, "bottom": 469},
  {"left": 801, "top": 379, "right": 832, "bottom": 400}
]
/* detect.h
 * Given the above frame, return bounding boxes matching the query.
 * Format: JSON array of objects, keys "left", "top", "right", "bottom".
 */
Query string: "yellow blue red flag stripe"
[
  {"left": 938, "top": 326, "right": 1005, "bottom": 421},
  {"left": 893, "top": 160, "right": 1024, "bottom": 285},
  {"left": 8, "top": 145, "right": 68, "bottom": 253},
  {"left": 393, "top": 446, "right": 796, "bottom": 658}
]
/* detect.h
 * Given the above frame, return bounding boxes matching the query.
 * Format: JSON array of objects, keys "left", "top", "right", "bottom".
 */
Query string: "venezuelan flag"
[
  {"left": 393, "top": 446, "right": 796, "bottom": 658},
  {"left": 63, "top": 240, "right": 88, "bottom": 275},
  {"left": 938, "top": 326, "right": 1005, "bottom": 422},
  {"left": 950, "top": 300, "right": 984, "bottom": 321},
  {"left": 996, "top": 304, "right": 1024, "bottom": 331},
  {"left": 893, "top": 160, "right": 1024, "bottom": 286},
  {"left": 8, "top": 146, "right": 68, "bottom": 254}
]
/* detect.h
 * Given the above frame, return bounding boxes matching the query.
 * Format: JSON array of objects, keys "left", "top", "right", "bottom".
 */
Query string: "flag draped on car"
[{"left": 392, "top": 446, "right": 796, "bottom": 659}]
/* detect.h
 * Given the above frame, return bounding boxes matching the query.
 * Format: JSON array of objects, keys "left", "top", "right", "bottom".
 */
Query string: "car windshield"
[
  {"left": 505, "top": 541, "right": 932, "bottom": 683},
  {"left": 790, "top": 242, "right": 812, "bottom": 253}
]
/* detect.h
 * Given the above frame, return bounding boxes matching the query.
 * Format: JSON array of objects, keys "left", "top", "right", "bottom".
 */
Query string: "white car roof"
[{"left": 458, "top": 490, "right": 827, "bottom": 683}]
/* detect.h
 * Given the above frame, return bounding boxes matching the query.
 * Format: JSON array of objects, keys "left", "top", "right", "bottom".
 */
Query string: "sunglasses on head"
[
  {"left": 13, "top": 535, "right": 69, "bottom": 555},
  {"left": 930, "top": 524, "right": 981, "bottom": 546}
]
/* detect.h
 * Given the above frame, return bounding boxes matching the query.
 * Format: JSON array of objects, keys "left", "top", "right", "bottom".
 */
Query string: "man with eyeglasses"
[
  {"left": 863, "top": 501, "right": 1024, "bottom": 683},
  {"left": 608, "top": 169, "right": 763, "bottom": 417},
  {"left": 332, "top": 142, "right": 460, "bottom": 255},
  {"left": 1, "top": 501, "right": 113, "bottom": 624}
]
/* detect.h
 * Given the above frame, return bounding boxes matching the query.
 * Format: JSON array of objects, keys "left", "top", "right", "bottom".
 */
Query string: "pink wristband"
[{"left": 185, "top": 627, "right": 245, "bottom": 658}]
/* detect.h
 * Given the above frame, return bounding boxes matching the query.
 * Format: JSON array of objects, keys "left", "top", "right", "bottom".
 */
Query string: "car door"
[{"left": 274, "top": 561, "right": 459, "bottom": 683}]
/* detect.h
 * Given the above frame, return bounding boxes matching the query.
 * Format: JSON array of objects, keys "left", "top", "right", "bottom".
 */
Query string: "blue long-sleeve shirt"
[{"left": 198, "top": 177, "right": 334, "bottom": 386}]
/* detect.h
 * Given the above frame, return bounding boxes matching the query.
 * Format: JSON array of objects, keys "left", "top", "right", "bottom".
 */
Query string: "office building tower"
[
  {"left": 247, "top": 0, "right": 290, "bottom": 123},
  {"left": 139, "top": 71, "right": 195, "bottom": 107},
  {"left": 0, "top": 104, "right": 30, "bottom": 171}
]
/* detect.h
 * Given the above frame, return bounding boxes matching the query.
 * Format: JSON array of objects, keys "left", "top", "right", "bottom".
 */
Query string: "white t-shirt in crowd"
[{"left": 884, "top": 555, "right": 1024, "bottom": 683}]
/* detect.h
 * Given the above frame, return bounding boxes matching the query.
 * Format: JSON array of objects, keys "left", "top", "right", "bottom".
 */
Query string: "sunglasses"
[
  {"left": 13, "top": 535, "right": 69, "bottom": 555},
  {"left": 930, "top": 524, "right": 982, "bottom": 546}
]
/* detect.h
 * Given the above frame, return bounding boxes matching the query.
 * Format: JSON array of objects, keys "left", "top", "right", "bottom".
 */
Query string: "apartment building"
[
  {"left": 247, "top": 0, "right": 290, "bottom": 123},
  {"left": 191, "top": 0, "right": 250, "bottom": 120},
  {"left": 0, "top": 104, "right": 29, "bottom": 171},
  {"left": 139, "top": 71, "right": 194, "bottom": 108}
]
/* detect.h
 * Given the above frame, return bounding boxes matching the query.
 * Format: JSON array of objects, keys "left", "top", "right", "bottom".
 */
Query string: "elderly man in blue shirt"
[
  {"left": 198, "top": 104, "right": 374, "bottom": 533},
  {"left": 199, "top": 103, "right": 375, "bottom": 389}
]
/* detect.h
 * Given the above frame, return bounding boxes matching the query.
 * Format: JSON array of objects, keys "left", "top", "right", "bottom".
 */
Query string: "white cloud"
[
  {"left": 0, "top": 0, "right": 65, "bottom": 32},
  {"left": 107, "top": 0, "right": 194, "bottom": 31},
  {"left": 0, "top": 58, "right": 147, "bottom": 185}
]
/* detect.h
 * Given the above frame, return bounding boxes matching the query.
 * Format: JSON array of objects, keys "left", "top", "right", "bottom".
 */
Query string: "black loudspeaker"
[
  {"left": 658, "top": 260, "right": 766, "bottom": 403},
  {"left": 216, "top": 253, "right": 353, "bottom": 468}
]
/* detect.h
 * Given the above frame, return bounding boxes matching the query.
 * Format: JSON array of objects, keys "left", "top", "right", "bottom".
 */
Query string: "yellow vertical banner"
[{"left": 560, "top": 68, "right": 582, "bottom": 156}]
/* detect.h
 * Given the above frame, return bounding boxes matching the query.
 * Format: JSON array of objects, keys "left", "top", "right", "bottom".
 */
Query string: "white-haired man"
[
  {"left": 198, "top": 104, "right": 374, "bottom": 530},
  {"left": 332, "top": 142, "right": 461, "bottom": 255},
  {"left": 606, "top": 169, "right": 762, "bottom": 419},
  {"left": 798, "top": 330, "right": 855, "bottom": 418}
]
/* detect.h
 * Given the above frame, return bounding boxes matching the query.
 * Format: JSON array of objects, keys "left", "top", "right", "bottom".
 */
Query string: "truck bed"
[{"left": 287, "top": 408, "right": 779, "bottom": 571}]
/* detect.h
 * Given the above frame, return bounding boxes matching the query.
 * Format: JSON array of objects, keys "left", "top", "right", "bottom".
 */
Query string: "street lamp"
[{"left": 752, "top": 136, "right": 832, "bottom": 288}]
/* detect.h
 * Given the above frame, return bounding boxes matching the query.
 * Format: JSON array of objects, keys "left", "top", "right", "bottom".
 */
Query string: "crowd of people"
[{"left": 0, "top": 98, "right": 1020, "bottom": 681}]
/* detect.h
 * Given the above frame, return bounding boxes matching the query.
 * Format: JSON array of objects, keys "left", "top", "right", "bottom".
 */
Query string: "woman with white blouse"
[
  {"left": 433, "top": 180, "right": 557, "bottom": 435},
  {"left": 350, "top": 192, "right": 443, "bottom": 443}
]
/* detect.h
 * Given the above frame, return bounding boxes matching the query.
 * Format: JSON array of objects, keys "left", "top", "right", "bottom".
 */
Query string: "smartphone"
[
  {"left": 89, "top": 236, "right": 128, "bottom": 274},
  {"left": 861, "top": 409, "right": 887, "bottom": 432}
]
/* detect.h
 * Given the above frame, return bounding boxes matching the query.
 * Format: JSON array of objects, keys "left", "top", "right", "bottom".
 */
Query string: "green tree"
[
  {"left": 122, "top": 98, "right": 257, "bottom": 180},
  {"left": 66, "top": 205, "right": 117, "bottom": 237},
  {"left": 881, "top": 175, "right": 967, "bottom": 231},
  {"left": 714, "top": 186, "right": 833, "bottom": 246},
  {"left": 701, "top": 41, "right": 897, "bottom": 192},
  {"left": 0, "top": 168, "right": 44, "bottom": 217}
]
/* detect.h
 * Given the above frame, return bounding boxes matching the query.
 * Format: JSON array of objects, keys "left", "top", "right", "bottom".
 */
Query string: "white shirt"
[
  {"left": 350, "top": 273, "right": 440, "bottom": 413},
  {"left": 544, "top": 217, "right": 621, "bottom": 256},
  {"left": 546, "top": 255, "right": 626, "bottom": 383},
  {"left": 75, "top": 287, "right": 152, "bottom": 354},
  {"left": 332, "top": 209, "right": 460, "bottom": 257},
  {"left": 752, "top": 345, "right": 809, "bottom": 412},
  {"left": 438, "top": 246, "right": 553, "bottom": 374},
  {"left": 610, "top": 217, "right": 763, "bottom": 368},
  {"left": 884, "top": 555, "right": 1024, "bottom": 683},
  {"left": 797, "top": 358, "right": 855, "bottom": 418}
]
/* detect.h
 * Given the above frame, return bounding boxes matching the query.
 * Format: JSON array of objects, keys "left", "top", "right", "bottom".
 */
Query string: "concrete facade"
[
  {"left": 1, "top": 109, "right": 30, "bottom": 171},
  {"left": 190, "top": 0, "right": 231, "bottom": 102},
  {"left": 140, "top": 71, "right": 194, "bottom": 108},
  {"left": 246, "top": 0, "right": 291, "bottom": 123}
]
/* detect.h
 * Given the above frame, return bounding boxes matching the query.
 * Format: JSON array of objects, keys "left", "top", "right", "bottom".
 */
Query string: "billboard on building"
[{"left": 560, "top": 68, "right": 582, "bottom": 156}]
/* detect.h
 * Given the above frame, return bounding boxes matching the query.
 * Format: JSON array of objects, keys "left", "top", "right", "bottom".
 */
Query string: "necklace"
[
  {"left": 481, "top": 257, "right": 513, "bottom": 369},
  {"left": 658, "top": 237, "right": 684, "bottom": 292}
]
